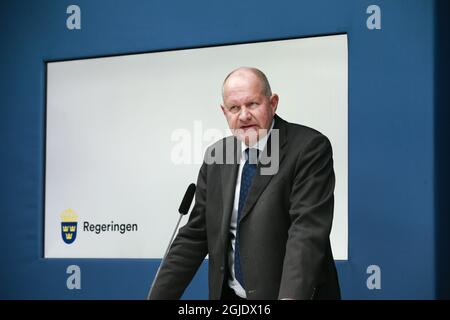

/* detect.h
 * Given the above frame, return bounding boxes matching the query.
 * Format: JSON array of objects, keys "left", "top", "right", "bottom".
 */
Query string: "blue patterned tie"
[{"left": 234, "top": 148, "right": 258, "bottom": 288}]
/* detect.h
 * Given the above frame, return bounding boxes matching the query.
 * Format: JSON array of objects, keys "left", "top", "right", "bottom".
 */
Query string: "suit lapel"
[
  {"left": 239, "top": 115, "right": 287, "bottom": 222},
  {"left": 220, "top": 138, "right": 240, "bottom": 244}
]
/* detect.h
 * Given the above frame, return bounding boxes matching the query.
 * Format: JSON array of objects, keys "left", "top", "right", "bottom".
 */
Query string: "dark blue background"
[{"left": 0, "top": 0, "right": 448, "bottom": 299}]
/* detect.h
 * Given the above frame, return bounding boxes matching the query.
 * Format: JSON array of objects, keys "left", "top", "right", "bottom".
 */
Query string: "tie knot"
[{"left": 245, "top": 148, "right": 259, "bottom": 165}]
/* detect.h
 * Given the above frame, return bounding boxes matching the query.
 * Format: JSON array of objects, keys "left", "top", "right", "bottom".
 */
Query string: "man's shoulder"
[
  {"left": 202, "top": 135, "right": 238, "bottom": 166},
  {"left": 207, "top": 135, "right": 236, "bottom": 151},
  {"left": 275, "top": 117, "right": 333, "bottom": 159},
  {"left": 281, "top": 118, "right": 330, "bottom": 145},
  {"left": 285, "top": 121, "right": 323, "bottom": 137}
]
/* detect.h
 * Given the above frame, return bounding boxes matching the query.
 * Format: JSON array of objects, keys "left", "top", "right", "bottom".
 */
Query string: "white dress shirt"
[{"left": 227, "top": 120, "right": 275, "bottom": 298}]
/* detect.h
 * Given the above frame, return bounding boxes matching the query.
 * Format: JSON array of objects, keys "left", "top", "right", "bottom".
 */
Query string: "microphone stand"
[
  {"left": 146, "top": 213, "right": 184, "bottom": 300},
  {"left": 146, "top": 183, "right": 195, "bottom": 300}
]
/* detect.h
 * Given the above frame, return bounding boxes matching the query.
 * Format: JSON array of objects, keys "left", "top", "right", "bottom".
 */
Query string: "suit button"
[{"left": 220, "top": 266, "right": 225, "bottom": 272}]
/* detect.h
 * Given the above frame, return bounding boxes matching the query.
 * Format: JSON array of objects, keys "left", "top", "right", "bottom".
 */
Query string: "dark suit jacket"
[{"left": 149, "top": 115, "right": 340, "bottom": 300}]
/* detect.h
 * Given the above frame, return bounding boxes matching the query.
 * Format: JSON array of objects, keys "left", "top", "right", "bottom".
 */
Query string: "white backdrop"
[{"left": 45, "top": 34, "right": 348, "bottom": 259}]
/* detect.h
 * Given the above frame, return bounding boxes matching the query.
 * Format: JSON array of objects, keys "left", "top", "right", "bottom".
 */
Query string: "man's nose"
[{"left": 239, "top": 106, "right": 251, "bottom": 121}]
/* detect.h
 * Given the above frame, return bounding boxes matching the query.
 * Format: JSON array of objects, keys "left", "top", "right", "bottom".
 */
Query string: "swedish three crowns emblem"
[{"left": 61, "top": 208, "right": 78, "bottom": 244}]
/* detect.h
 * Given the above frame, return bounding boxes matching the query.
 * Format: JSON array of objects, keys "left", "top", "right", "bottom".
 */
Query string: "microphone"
[
  {"left": 146, "top": 183, "right": 196, "bottom": 300},
  {"left": 178, "top": 183, "right": 196, "bottom": 215}
]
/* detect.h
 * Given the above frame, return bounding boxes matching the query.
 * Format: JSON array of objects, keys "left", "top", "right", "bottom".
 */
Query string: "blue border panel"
[
  {"left": 0, "top": 0, "right": 440, "bottom": 299},
  {"left": 435, "top": 0, "right": 450, "bottom": 300}
]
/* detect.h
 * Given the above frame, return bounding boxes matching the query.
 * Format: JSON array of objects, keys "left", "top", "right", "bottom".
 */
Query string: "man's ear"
[
  {"left": 220, "top": 105, "right": 226, "bottom": 115},
  {"left": 270, "top": 94, "right": 279, "bottom": 113}
]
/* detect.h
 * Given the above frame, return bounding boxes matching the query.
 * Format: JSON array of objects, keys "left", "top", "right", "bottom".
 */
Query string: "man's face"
[{"left": 221, "top": 71, "right": 278, "bottom": 146}]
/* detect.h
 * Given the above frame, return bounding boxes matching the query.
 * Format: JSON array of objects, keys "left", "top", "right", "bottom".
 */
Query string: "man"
[{"left": 149, "top": 67, "right": 340, "bottom": 300}]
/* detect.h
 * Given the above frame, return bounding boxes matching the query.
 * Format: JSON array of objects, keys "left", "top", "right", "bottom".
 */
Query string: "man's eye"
[{"left": 230, "top": 106, "right": 239, "bottom": 112}]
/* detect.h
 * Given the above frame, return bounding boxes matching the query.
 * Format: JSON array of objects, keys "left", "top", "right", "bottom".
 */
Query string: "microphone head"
[{"left": 178, "top": 183, "right": 196, "bottom": 215}]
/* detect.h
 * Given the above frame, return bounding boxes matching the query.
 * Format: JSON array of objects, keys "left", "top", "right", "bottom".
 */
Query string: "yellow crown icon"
[
  {"left": 66, "top": 233, "right": 73, "bottom": 240},
  {"left": 60, "top": 208, "right": 78, "bottom": 222}
]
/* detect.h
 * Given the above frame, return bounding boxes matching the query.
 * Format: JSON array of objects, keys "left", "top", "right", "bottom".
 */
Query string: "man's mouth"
[{"left": 240, "top": 125, "right": 257, "bottom": 131}]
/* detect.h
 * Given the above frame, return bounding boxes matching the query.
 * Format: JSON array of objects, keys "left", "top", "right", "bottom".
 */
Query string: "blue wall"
[{"left": 0, "top": 0, "right": 446, "bottom": 299}]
